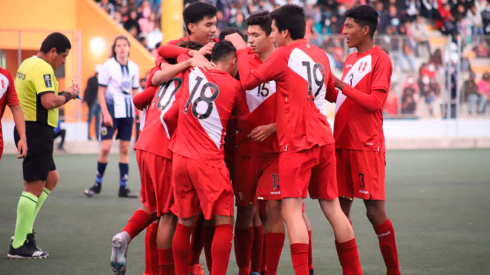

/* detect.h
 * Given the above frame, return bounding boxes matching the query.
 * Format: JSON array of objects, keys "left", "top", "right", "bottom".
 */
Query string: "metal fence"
[{"left": 317, "top": 34, "right": 490, "bottom": 120}]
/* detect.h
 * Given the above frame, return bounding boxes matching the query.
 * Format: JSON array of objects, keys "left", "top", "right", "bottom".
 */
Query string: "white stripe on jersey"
[
  {"left": 245, "top": 81, "right": 276, "bottom": 113},
  {"left": 189, "top": 68, "right": 223, "bottom": 149},
  {"left": 335, "top": 55, "right": 372, "bottom": 113},
  {"left": 287, "top": 48, "right": 328, "bottom": 117}
]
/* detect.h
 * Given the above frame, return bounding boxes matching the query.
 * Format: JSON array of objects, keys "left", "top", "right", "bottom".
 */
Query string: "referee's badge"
[{"left": 44, "top": 74, "right": 53, "bottom": 88}]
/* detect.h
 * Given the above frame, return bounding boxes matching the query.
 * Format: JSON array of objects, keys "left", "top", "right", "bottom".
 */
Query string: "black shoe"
[
  {"left": 26, "top": 231, "right": 42, "bottom": 251},
  {"left": 118, "top": 186, "right": 137, "bottom": 198},
  {"left": 309, "top": 269, "right": 315, "bottom": 275},
  {"left": 84, "top": 184, "right": 101, "bottom": 197},
  {"left": 7, "top": 241, "right": 49, "bottom": 259}
]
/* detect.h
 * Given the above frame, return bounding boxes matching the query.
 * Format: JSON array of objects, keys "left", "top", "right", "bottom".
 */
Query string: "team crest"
[
  {"left": 358, "top": 62, "right": 368, "bottom": 73},
  {"left": 43, "top": 74, "right": 52, "bottom": 88}
]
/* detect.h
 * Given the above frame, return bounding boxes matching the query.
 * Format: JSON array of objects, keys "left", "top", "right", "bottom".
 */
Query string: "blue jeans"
[{"left": 88, "top": 103, "right": 101, "bottom": 139}]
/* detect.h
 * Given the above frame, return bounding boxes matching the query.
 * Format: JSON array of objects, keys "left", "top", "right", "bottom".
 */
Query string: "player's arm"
[
  {"left": 325, "top": 71, "right": 338, "bottom": 103},
  {"left": 153, "top": 53, "right": 214, "bottom": 86},
  {"left": 133, "top": 86, "right": 157, "bottom": 110},
  {"left": 334, "top": 77, "right": 387, "bottom": 112},
  {"left": 225, "top": 34, "right": 262, "bottom": 89},
  {"left": 5, "top": 74, "right": 27, "bottom": 158},
  {"left": 97, "top": 86, "right": 113, "bottom": 127}
]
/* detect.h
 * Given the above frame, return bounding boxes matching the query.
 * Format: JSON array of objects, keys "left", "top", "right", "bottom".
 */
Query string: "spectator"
[
  {"left": 53, "top": 120, "right": 66, "bottom": 151},
  {"left": 399, "top": 44, "right": 416, "bottom": 72},
  {"left": 147, "top": 19, "right": 163, "bottom": 50},
  {"left": 462, "top": 72, "right": 481, "bottom": 115},
  {"left": 124, "top": 10, "right": 141, "bottom": 36},
  {"left": 467, "top": 5, "right": 484, "bottom": 35},
  {"left": 410, "top": 16, "right": 431, "bottom": 57},
  {"left": 84, "top": 66, "right": 101, "bottom": 140},
  {"left": 473, "top": 40, "right": 490, "bottom": 57},
  {"left": 401, "top": 90, "right": 417, "bottom": 115},
  {"left": 99, "top": 0, "right": 115, "bottom": 18},
  {"left": 418, "top": 74, "right": 440, "bottom": 116},
  {"left": 229, "top": 11, "right": 247, "bottom": 34},
  {"left": 478, "top": 72, "right": 490, "bottom": 114},
  {"left": 406, "top": 0, "right": 420, "bottom": 22}
]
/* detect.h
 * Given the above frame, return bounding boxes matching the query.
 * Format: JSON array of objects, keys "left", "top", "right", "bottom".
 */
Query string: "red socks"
[
  {"left": 261, "top": 234, "right": 266, "bottom": 274},
  {"left": 374, "top": 219, "right": 400, "bottom": 275},
  {"left": 234, "top": 227, "right": 254, "bottom": 274},
  {"left": 189, "top": 214, "right": 204, "bottom": 266},
  {"left": 308, "top": 231, "right": 313, "bottom": 271},
  {"left": 290, "top": 243, "right": 309, "bottom": 275},
  {"left": 158, "top": 248, "right": 174, "bottom": 275},
  {"left": 123, "top": 209, "right": 153, "bottom": 239},
  {"left": 211, "top": 224, "right": 234, "bottom": 275},
  {"left": 250, "top": 225, "right": 264, "bottom": 273},
  {"left": 203, "top": 225, "right": 215, "bottom": 272},
  {"left": 265, "top": 232, "right": 285, "bottom": 275},
  {"left": 335, "top": 238, "right": 362, "bottom": 275},
  {"left": 145, "top": 223, "right": 159, "bottom": 275},
  {"left": 173, "top": 223, "right": 193, "bottom": 275}
]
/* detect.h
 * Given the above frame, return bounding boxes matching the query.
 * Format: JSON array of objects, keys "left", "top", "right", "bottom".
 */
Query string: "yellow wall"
[{"left": 0, "top": 0, "right": 154, "bottom": 121}]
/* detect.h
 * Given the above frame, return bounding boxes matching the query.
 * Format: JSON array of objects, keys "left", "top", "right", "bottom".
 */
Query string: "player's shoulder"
[
  {"left": 27, "top": 57, "right": 54, "bottom": 76},
  {"left": 102, "top": 57, "right": 117, "bottom": 68},
  {"left": 0, "top": 68, "right": 12, "bottom": 79}
]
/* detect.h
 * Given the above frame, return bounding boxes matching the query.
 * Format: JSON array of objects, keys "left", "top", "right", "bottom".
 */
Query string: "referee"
[
  {"left": 8, "top": 32, "right": 79, "bottom": 259},
  {"left": 84, "top": 36, "right": 139, "bottom": 198}
]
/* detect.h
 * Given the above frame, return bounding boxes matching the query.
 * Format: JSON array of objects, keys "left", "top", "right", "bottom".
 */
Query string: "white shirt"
[{"left": 98, "top": 57, "right": 139, "bottom": 118}]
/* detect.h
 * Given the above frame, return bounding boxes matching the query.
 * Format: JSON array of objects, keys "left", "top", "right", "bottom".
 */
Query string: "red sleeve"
[
  {"left": 236, "top": 49, "right": 261, "bottom": 90},
  {"left": 162, "top": 89, "right": 182, "bottom": 136},
  {"left": 341, "top": 86, "right": 388, "bottom": 112},
  {"left": 249, "top": 48, "right": 286, "bottom": 88},
  {"left": 158, "top": 45, "right": 190, "bottom": 60},
  {"left": 133, "top": 86, "right": 157, "bottom": 111},
  {"left": 5, "top": 71, "right": 20, "bottom": 107},
  {"left": 325, "top": 71, "right": 338, "bottom": 103},
  {"left": 146, "top": 67, "right": 161, "bottom": 88},
  {"left": 234, "top": 82, "right": 250, "bottom": 119},
  {"left": 371, "top": 54, "right": 392, "bottom": 94}
]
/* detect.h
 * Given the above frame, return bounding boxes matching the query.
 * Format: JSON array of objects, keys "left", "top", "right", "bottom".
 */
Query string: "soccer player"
[
  {"left": 8, "top": 32, "right": 79, "bottom": 258},
  {"left": 110, "top": 41, "right": 211, "bottom": 275},
  {"left": 0, "top": 67, "right": 27, "bottom": 163},
  {"left": 328, "top": 6, "right": 401, "bottom": 275},
  {"left": 225, "top": 12, "right": 281, "bottom": 275},
  {"left": 169, "top": 41, "right": 247, "bottom": 275},
  {"left": 84, "top": 36, "right": 140, "bottom": 198},
  {"left": 227, "top": 5, "right": 362, "bottom": 275}
]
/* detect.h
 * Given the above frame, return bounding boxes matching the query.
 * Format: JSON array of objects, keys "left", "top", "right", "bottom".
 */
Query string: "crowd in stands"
[{"left": 94, "top": 0, "right": 490, "bottom": 118}]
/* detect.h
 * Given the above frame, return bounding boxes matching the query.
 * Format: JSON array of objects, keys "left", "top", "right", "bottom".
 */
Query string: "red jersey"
[
  {"left": 238, "top": 39, "right": 335, "bottom": 153},
  {"left": 134, "top": 67, "right": 183, "bottom": 159},
  {"left": 235, "top": 52, "right": 280, "bottom": 157},
  {"left": 169, "top": 67, "right": 247, "bottom": 168},
  {"left": 331, "top": 46, "right": 392, "bottom": 152},
  {"left": 0, "top": 68, "right": 20, "bottom": 147}
]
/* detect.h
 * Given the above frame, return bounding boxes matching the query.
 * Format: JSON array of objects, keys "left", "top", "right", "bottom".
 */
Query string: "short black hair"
[
  {"left": 219, "top": 27, "right": 247, "bottom": 41},
  {"left": 246, "top": 11, "right": 272, "bottom": 36},
  {"left": 211, "top": 41, "right": 236, "bottom": 63},
  {"left": 111, "top": 35, "right": 130, "bottom": 58},
  {"left": 40, "top": 32, "right": 71, "bottom": 54},
  {"left": 270, "top": 5, "right": 305, "bottom": 40},
  {"left": 176, "top": 40, "right": 204, "bottom": 51},
  {"left": 344, "top": 5, "right": 378, "bottom": 38},
  {"left": 183, "top": 2, "right": 217, "bottom": 35}
]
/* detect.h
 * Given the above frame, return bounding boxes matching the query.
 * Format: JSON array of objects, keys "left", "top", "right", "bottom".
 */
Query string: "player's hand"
[
  {"left": 248, "top": 123, "right": 276, "bottom": 142},
  {"left": 16, "top": 138, "right": 27, "bottom": 159},
  {"left": 333, "top": 75, "right": 346, "bottom": 90},
  {"left": 103, "top": 113, "right": 113, "bottom": 128},
  {"left": 225, "top": 33, "right": 247, "bottom": 50},
  {"left": 198, "top": 42, "right": 215, "bottom": 56}
]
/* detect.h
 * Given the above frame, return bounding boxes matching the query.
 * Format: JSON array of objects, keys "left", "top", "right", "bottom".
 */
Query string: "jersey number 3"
[{"left": 184, "top": 75, "right": 219, "bottom": 120}]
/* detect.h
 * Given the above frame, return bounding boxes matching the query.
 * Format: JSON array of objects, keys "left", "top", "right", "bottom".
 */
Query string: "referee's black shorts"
[{"left": 14, "top": 122, "right": 56, "bottom": 182}]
